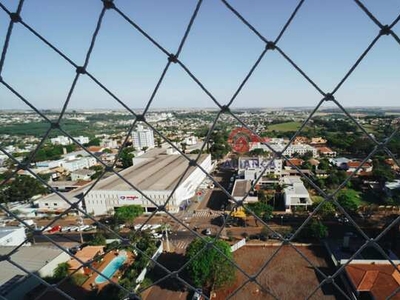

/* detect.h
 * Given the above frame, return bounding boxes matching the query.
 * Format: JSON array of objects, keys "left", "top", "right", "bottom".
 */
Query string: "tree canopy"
[
  {"left": 186, "top": 237, "right": 235, "bottom": 290},
  {"left": 337, "top": 189, "right": 359, "bottom": 212},
  {"left": 245, "top": 201, "right": 273, "bottom": 226},
  {"left": 0, "top": 175, "right": 47, "bottom": 204},
  {"left": 309, "top": 219, "right": 328, "bottom": 239},
  {"left": 114, "top": 205, "right": 144, "bottom": 225},
  {"left": 119, "top": 146, "right": 135, "bottom": 168}
]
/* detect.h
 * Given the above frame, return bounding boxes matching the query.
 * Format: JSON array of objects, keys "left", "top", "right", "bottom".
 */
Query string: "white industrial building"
[
  {"left": 132, "top": 125, "right": 155, "bottom": 150},
  {"left": 282, "top": 176, "right": 312, "bottom": 212},
  {"left": 0, "top": 227, "right": 27, "bottom": 247},
  {"left": 38, "top": 186, "right": 87, "bottom": 214},
  {"left": 84, "top": 151, "right": 212, "bottom": 215}
]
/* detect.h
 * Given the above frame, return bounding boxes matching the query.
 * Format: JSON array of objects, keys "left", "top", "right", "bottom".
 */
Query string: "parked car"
[
  {"left": 133, "top": 224, "right": 142, "bottom": 231},
  {"left": 142, "top": 224, "right": 152, "bottom": 231},
  {"left": 269, "top": 233, "right": 282, "bottom": 240},
  {"left": 152, "top": 233, "right": 163, "bottom": 239},
  {"left": 285, "top": 233, "right": 294, "bottom": 240},
  {"left": 69, "top": 226, "right": 79, "bottom": 232},
  {"left": 78, "top": 225, "right": 90, "bottom": 231},
  {"left": 192, "top": 288, "right": 203, "bottom": 300},
  {"left": 60, "top": 226, "right": 70, "bottom": 232},
  {"left": 83, "top": 225, "right": 94, "bottom": 232},
  {"left": 150, "top": 224, "right": 161, "bottom": 230},
  {"left": 49, "top": 225, "right": 62, "bottom": 233},
  {"left": 203, "top": 228, "right": 212, "bottom": 236}
]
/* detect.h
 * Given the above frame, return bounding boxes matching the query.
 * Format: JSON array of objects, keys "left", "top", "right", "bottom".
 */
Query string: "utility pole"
[
  {"left": 77, "top": 216, "right": 84, "bottom": 244},
  {"left": 163, "top": 223, "right": 171, "bottom": 252}
]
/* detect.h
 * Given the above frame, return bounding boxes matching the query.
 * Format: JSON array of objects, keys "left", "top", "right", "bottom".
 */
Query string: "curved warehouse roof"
[{"left": 93, "top": 153, "right": 210, "bottom": 192}]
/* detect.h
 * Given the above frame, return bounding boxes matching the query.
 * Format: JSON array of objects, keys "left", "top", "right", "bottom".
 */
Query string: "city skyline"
[{"left": 0, "top": 0, "right": 400, "bottom": 110}]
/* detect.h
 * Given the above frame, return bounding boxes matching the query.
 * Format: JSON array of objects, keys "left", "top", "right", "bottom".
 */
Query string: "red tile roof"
[{"left": 346, "top": 263, "right": 400, "bottom": 300}]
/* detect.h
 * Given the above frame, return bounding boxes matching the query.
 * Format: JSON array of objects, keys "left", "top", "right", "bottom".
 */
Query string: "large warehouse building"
[{"left": 84, "top": 150, "right": 212, "bottom": 215}]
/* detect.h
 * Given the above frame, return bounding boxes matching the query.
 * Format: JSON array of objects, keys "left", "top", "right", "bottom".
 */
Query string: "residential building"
[
  {"left": 346, "top": 160, "right": 373, "bottom": 174},
  {"left": 310, "top": 137, "right": 327, "bottom": 145},
  {"left": 231, "top": 179, "right": 257, "bottom": 203},
  {"left": 0, "top": 227, "right": 27, "bottom": 247},
  {"left": 344, "top": 260, "right": 400, "bottom": 300},
  {"left": 61, "top": 157, "right": 97, "bottom": 172},
  {"left": 0, "top": 246, "right": 70, "bottom": 299},
  {"left": 284, "top": 158, "right": 304, "bottom": 169},
  {"left": 132, "top": 125, "right": 155, "bottom": 150},
  {"left": 293, "top": 136, "right": 309, "bottom": 144},
  {"left": 316, "top": 146, "right": 337, "bottom": 157},
  {"left": 70, "top": 169, "right": 95, "bottom": 181},
  {"left": 68, "top": 246, "right": 104, "bottom": 275},
  {"left": 183, "top": 136, "right": 198, "bottom": 145},
  {"left": 101, "top": 138, "right": 118, "bottom": 149},
  {"left": 50, "top": 136, "right": 71, "bottom": 146},
  {"left": 331, "top": 157, "right": 350, "bottom": 168},
  {"left": 282, "top": 176, "right": 312, "bottom": 212},
  {"left": 283, "top": 144, "right": 318, "bottom": 158},
  {"left": 73, "top": 136, "right": 89, "bottom": 145},
  {"left": 238, "top": 157, "right": 283, "bottom": 181},
  {"left": 385, "top": 180, "right": 400, "bottom": 197}
]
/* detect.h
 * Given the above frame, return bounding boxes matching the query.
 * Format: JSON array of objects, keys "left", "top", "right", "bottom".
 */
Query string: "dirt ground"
[{"left": 214, "top": 245, "right": 340, "bottom": 300}]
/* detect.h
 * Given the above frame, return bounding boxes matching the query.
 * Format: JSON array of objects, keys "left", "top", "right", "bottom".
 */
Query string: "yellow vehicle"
[{"left": 227, "top": 207, "right": 246, "bottom": 220}]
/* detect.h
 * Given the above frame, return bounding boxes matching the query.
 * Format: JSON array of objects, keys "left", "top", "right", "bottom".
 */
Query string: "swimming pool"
[{"left": 95, "top": 254, "right": 127, "bottom": 284}]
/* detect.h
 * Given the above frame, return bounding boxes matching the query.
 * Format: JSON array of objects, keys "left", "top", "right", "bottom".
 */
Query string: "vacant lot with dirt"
[{"left": 214, "top": 245, "right": 341, "bottom": 300}]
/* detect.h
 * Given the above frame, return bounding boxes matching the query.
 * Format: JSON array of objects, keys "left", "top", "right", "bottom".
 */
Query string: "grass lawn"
[
  {"left": 266, "top": 121, "right": 303, "bottom": 132},
  {"left": 361, "top": 124, "right": 378, "bottom": 134}
]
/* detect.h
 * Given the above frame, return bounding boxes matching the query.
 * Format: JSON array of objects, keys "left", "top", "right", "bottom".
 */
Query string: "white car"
[
  {"left": 69, "top": 226, "right": 79, "bottom": 232},
  {"left": 61, "top": 226, "right": 71, "bottom": 232},
  {"left": 150, "top": 224, "right": 161, "bottom": 230},
  {"left": 141, "top": 224, "right": 152, "bottom": 231},
  {"left": 152, "top": 233, "right": 162, "bottom": 239},
  {"left": 78, "top": 225, "right": 90, "bottom": 231},
  {"left": 134, "top": 224, "right": 143, "bottom": 231}
]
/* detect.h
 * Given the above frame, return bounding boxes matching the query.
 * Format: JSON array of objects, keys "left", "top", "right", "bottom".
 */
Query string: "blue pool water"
[{"left": 95, "top": 255, "right": 127, "bottom": 284}]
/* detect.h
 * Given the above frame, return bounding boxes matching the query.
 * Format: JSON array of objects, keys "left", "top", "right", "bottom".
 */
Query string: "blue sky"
[{"left": 0, "top": 0, "right": 399, "bottom": 110}]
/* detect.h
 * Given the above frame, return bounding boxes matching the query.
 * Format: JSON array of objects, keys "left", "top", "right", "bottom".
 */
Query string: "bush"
[{"left": 70, "top": 274, "right": 88, "bottom": 286}]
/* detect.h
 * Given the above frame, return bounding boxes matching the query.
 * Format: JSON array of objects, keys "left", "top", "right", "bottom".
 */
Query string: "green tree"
[
  {"left": 114, "top": 205, "right": 144, "bottom": 226},
  {"left": 186, "top": 237, "right": 235, "bottom": 290},
  {"left": 312, "top": 196, "right": 336, "bottom": 219},
  {"left": 53, "top": 262, "right": 69, "bottom": 281},
  {"left": 0, "top": 175, "right": 47, "bottom": 205},
  {"left": 337, "top": 189, "right": 359, "bottom": 212},
  {"left": 86, "top": 138, "right": 101, "bottom": 146},
  {"left": 319, "top": 158, "right": 331, "bottom": 171},
  {"left": 309, "top": 219, "right": 328, "bottom": 239},
  {"left": 119, "top": 146, "right": 135, "bottom": 168},
  {"left": 180, "top": 142, "right": 187, "bottom": 152},
  {"left": 89, "top": 233, "right": 106, "bottom": 246},
  {"left": 245, "top": 202, "right": 273, "bottom": 226},
  {"left": 257, "top": 190, "right": 267, "bottom": 202},
  {"left": 372, "top": 159, "right": 395, "bottom": 188},
  {"left": 156, "top": 137, "right": 162, "bottom": 148}
]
